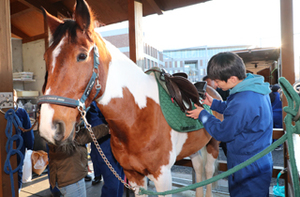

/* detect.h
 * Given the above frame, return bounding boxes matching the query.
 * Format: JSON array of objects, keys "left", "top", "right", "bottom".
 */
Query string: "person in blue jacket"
[
  {"left": 14, "top": 89, "right": 35, "bottom": 191},
  {"left": 186, "top": 52, "right": 273, "bottom": 197},
  {"left": 269, "top": 84, "right": 283, "bottom": 128},
  {"left": 87, "top": 101, "right": 124, "bottom": 197}
]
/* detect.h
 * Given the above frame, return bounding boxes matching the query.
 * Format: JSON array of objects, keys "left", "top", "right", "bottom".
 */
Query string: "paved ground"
[{"left": 20, "top": 147, "right": 284, "bottom": 197}]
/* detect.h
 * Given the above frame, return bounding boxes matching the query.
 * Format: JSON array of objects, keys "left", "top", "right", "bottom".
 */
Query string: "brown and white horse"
[{"left": 39, "top": 0, "right": 223, "bottom": 196}]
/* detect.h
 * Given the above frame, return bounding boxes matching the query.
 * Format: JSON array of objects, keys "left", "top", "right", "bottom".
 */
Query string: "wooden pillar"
[
  {"left": 128, "top": 0, "right": 144, "bottom": 70},
  {"left": 280, "top": 1, "right": 295, "bottom": 196},
  {"left": 280, "top": 0, "right": 295, "bottom": 119},
  {"left": 0, "top": 0, "right": 18, "bottom": 196}
]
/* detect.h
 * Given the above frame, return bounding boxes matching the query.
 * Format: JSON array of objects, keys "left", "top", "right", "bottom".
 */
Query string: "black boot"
[
  {"left": 92, "top": 175, "right": 102, "bottom": 185},
  {"left": 85, "top": 174, "right": 92, "bottom": 182}
]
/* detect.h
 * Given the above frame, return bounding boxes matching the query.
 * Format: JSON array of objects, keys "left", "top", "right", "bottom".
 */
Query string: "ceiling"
[
  {"left": 10, "top": 0, "right": 210, "bottom": 43},
  {"left": 232, "top": 47, "right": 280, "bottom": 63}
]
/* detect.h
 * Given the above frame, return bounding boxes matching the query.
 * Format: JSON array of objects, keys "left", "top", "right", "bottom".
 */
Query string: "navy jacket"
[{"left": 198, "top": 74, "right": 273, "bottom": 197}]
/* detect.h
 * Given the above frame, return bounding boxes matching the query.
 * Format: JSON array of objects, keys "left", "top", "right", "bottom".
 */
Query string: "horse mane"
[{"left": 50, "top": 19, "right": 94, "bottom": 47}]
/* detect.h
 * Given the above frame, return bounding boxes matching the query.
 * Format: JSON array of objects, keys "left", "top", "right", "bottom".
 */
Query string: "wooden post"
[
  {"left": 0, "top": 0, "right": 18, "bottom": 196},
  {"left": 128, "top": 0, "right": 144, "bottom": 70},
  {"left": 280, "top": 0, "right": 295, "bottom": 123},
  {"left": 280, "top": 1, "right": 295, "bottom": 196}
]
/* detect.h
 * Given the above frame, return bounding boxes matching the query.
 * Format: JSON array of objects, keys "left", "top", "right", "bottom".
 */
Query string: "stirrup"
[{"left": 194, "top": 81, "right": 207, "bottom": 99}]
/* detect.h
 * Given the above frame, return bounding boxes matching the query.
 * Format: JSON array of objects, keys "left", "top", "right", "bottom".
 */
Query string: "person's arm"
[
  {"left": 186, "top": 93, "right": 227, "bottom": 119},
  {"left": 198, "top": 98, "right": 249, "bottom": 142},
  {"left": 74, "top": 124, "right": 109, "bottom": 145},
  {"left": 210, "top": 99, "right": 227, "bottom": 114}
]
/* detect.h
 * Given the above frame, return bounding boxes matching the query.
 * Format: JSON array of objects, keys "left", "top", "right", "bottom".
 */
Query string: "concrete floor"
[
  {"left": 19, "top": 160, "right": 228, "bottom": 197},
  {"left": 20, "top": 147, "right": 285, "bottom": 197}
]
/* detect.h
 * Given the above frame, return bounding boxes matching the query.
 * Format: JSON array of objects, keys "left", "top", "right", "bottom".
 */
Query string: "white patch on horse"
[
  {"left": 96, "top": 36, "right": 159, "bottom": 108},
  {"left": 147, "top": 130, "right": 188, "bottom": 197},
  {"left": 51, "top": 37, "right": 66, "bottom": 73},
  {"left": 39, "top": 103, "right": 56, "bottom": 144},
  {"left": 39, "top": 88, "right": 56, "bottom": 144},
  {"left": 150, "top": 166, "right": 172, "bottom": 197},
  {"left": 45, "top": 87, "right": 51, "bottom": 95}
]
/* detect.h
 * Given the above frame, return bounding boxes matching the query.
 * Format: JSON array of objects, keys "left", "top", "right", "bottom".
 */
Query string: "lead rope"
[
  {"left": 77, "top": 106, "right": 136, "bottom": 192},
  {"left": 3, "top": 109, "right": 24, "bottom": 197}
]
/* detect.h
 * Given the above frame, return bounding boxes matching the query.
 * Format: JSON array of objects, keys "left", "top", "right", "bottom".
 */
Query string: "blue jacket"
[
  {"left": 87, "top": 101, "right": 124, "bottom": 197},
  {"left": 198, "top": 74, "right": 273, "bottom": 197},
  {"left": 270, "top": 91, "right": 283, "bottom": 128},
  {"left": 16, "top": 107, "right": 35, "bottom": 189}
]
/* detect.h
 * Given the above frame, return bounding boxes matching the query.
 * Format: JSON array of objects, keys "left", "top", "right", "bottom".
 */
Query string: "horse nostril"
[{"left": 52, "top": 121, "right": 65, "bottom": 142}]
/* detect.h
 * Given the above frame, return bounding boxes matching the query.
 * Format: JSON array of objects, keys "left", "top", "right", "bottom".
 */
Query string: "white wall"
[
  {"left": 12, "top": 38, "right": 24, "bottom": 90},
  {"left": 22, "top": 39, "right": 46, "bottom": 96}
]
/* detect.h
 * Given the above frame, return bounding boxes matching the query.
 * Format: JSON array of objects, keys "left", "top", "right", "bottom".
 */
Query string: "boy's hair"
[
  {"left": 202, "top": 75, "right": 209, "bottom": 81},
  {"left": 207, "top": 52, "right": 246, "bottom": 82}
]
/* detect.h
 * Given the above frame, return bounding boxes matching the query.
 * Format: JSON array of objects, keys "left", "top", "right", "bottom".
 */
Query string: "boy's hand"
[
  {"left": 202, "top": 93, "right": 213, "bottom": 107},
  {"left": 186, "top": 104, "right": 204, "bottom": 119}
]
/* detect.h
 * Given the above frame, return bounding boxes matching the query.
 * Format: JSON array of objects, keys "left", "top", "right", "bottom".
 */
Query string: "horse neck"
[{"left": 97, "top": 39, "right": 159, "bottom": 113}]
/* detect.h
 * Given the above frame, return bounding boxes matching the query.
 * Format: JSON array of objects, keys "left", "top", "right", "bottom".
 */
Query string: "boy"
[{"left": 186, "top": 52, "right": 273, "bottom": 197}]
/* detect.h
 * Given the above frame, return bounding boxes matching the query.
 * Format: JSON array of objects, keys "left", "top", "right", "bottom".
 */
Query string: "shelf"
[
  {"left": 13, "top": 78, "right": 36, "bottom": 82},
  {"left": 17, "top": 96, "right": 38, "bottom": 99}
]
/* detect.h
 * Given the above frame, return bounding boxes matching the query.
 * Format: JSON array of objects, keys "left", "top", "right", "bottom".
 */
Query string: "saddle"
[
  {"left": 145, "top": 67, "right": 209, "bottom": 132},
  {"left": 156, "top": 68, "right": 206, "bottom": 112}
]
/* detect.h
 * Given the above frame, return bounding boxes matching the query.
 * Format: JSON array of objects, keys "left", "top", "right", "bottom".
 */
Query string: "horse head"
[{"left": 39, "top": 0, "right": 110, "bottom": 145}]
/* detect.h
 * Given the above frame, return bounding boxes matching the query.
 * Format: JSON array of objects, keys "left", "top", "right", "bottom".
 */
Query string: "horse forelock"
[{"left": 50, "top": 19, "right": 93, "bottom": 48}]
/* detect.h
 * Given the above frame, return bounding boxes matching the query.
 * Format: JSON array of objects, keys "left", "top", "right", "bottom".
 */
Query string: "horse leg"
[
  {"left": 190, "top": 151, "right": 204, "bottom": 197},
  {"left": 150, "top": 166, "right": 173, "bottom": 197},
  {"left": 204, "top": 152, "right": 217, "bottom": 197},
  {"left": 204, "top": 138, "right": 219, "bottom": 197}
]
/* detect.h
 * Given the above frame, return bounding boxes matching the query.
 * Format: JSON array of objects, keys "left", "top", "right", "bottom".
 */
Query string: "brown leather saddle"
[{"left": 146, "top": 68, "right": 207, "bottom": 112}]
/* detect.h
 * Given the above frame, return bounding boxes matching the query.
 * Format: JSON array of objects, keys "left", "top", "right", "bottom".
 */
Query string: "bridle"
[{"left": 37, "top": 45, "right": 101, "bottom": 111}]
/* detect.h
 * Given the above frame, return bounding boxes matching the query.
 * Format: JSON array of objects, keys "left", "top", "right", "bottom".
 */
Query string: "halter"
[{"left": 37, "top": 45, "right": 101, "bottom": 111}]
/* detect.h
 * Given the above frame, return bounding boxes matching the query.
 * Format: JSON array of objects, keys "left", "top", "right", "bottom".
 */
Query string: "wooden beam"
[
  {"left": 19, "top": 0, "right": 70, "bottom": 18},
  {"left": 11, "top": 7, "right": 34, "bottom": 18},
  {"left": 10, "top": 0, "right": 30, "bottom": 16},
  {"left": 145, "top": 0, "right": 163, "bottom": 15},
  {"left": 128, "top": 0, "right": 144, "bottom": 69},
  {"left": 23, "top": 0, "right": 57, "bottom": 16},
  {"left": 280, "top": 0, "right": 295, "bottom": 130},
  {"left": 11, "top": 24, "right": 30, "bottom": 38},
  {"left": 22, "top": 33, "right": 47, "bottom": 43},
  {"left": 273, "top": 128, "right": 284, "bottom": 140},
  {"left": 17, "top": 0, "right": 44, "bottom": 14},
  {"left": 0, "top": 0, "right": 17, "bottom": 196}
]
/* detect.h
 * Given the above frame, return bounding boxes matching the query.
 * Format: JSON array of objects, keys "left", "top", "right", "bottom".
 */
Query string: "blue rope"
[
  {"left": 273, "top": 170, "right": 285, "bottom": 197},
  {"left": 4, "top": 109, "right": 24, "bottom": 197}
]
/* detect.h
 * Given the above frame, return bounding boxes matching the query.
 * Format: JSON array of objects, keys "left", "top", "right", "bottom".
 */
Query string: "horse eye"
[{"left": 77, "top": 53, "right": 87, "bottom": 62}]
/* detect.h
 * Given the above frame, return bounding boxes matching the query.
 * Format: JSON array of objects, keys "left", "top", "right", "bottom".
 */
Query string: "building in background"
[
  {"left": 97, "top": 26, "right": 281, "bottom": 84},
  {"left": 162, "top": 45, "right": 251, "bottom": 83},
  {"left": 97, "top": 27, "right": 164, "bottom": 70}
]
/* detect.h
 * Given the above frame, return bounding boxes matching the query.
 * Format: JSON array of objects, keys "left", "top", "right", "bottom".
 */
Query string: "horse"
[{"left": 38, "top": 0, "right": 223, "bottom": 196}]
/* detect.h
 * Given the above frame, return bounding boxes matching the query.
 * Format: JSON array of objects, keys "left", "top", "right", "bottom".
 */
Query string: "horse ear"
[
  {"left": 42, "top": 8, "right": 63, "bottom": 37},
  {"left": 42, "top": 71, "right": 48, "bottom": 94},
  {"left": 74, "top": 0, "right": 93, "bottom": 31}
]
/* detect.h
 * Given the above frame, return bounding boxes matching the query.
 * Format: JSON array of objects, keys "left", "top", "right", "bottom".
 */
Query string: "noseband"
[{"left": 37, "top": 45, "right": 101, "bottom": 111}]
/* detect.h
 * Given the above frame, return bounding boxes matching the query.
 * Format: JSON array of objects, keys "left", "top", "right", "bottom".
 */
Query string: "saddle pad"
[{"left": 147, "top": 68, "right": 211, "bottom": 132}]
